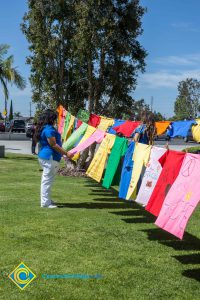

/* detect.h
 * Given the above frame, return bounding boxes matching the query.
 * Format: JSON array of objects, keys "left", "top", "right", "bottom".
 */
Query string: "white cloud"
[
  {"left": 138, "top": 70, "right": 200, "bottom": 89},
  {"left": 171, "top": 22, "right": 200, "bottom": 32},
  {"left": 153, "top": 54, "right": 200, "bottom": 66}
]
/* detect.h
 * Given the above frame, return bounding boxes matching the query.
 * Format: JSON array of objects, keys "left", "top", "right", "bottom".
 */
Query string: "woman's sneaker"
[
  {"left": 47, "top": 204, "right": 57, "bottom": 208},
  {"left": 41, "top": 204, "right": 57, "bottom": 208}
]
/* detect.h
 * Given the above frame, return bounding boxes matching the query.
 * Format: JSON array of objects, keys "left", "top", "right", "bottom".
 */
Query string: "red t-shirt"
[
  {"left": 113, "top": 121, "right": 141, "bottom": 137},
  {"left": 145, "top": 150, "right": 185, "bottom": 216},
  {"left": 88, "top": 114, "right": 101, "bottom": 127}
]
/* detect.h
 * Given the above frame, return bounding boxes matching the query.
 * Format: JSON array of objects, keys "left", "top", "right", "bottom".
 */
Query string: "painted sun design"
[{"left": 185, "top": 192, "right": 192, "bottom": 201}]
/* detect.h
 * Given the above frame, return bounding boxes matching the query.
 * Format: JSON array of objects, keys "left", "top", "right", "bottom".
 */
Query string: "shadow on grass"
[
  {"left": 173, "top": 254, "right": 200, "bottom": 282},
  {"left": 5, "top": 156, "right": 36, "bottom": 161},
  {"left": 182, "top": 269, "right": 200, "bottom": 282},
  {"left": 141, "top": 228, "right": 200, "bottom": 282},
  {"left": 173, "top": 253, "right": 200, "bottom": 265},
  {"left": 5, "top": 148, "right": 21, "bottom": 150},
  {"left": 141, "top": 228, "right": 200, "bottom": 251},
  {"left": 59, "top": 178, "right": 200, "bottom": 281},
  {"left": 122, "top": 217, "right": 153, "bottom": 224},
  {"left": 56, "top": 201, "right": 135, "bottom": 210},
  {"left": 92, "top": 197, "right": 122, "bottom": 203}
]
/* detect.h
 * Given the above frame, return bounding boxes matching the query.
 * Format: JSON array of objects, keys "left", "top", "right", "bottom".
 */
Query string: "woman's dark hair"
[
  {"left": 145, "top": 113, "right": 157, "bottom": 145},
  {"left": 33, "top": 109, "right": 58, "bottom": 142}
]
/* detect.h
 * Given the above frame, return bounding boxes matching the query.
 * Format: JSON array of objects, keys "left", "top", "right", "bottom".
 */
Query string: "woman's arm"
[
  {"left": 133, "top": 132, "right": 140, "bottom": 143},
  {"left": 47, "top": 137, "right": 73, "bottom": 158}
]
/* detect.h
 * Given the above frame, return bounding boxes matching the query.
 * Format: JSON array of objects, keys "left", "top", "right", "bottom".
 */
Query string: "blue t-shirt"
[
  {"left": 168, "top": 120, "right": 196, "bottom": 138},
  {"left": 38, "top": 125, "right": 62, "bottom": 162},
  {"left": 133, "top": 124, "right": 149, "bottom": 144}
]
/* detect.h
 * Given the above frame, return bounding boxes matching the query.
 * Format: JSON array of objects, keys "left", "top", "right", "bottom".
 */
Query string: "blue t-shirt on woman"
[
  {"left": 132, "top": 124, "right": 149, "bottom": 145},
  {"left": 38, "top": 125, "right": 62, "bottom": 162}
]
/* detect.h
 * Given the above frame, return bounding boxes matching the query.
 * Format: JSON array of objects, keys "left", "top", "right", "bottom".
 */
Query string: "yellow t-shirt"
[
  {"left": 86, "top": 133, "right": 116, "bottom": 182},
  {"left": 126, "top": 143, "right": 152, "bottom": 200},
  {"left": 97, "top": 116, "right": 114, "bottom": 132},
  {"left": 192, "top": 119, "right": 200, "bottom": 143}
]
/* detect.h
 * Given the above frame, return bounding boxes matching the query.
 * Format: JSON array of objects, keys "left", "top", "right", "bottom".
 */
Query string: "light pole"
[
  {"left": 150, "top": 96, "right": 154, "bottom": 112},
  {"left": 30, "top": 102, "right": 32, "bottom": 118}
]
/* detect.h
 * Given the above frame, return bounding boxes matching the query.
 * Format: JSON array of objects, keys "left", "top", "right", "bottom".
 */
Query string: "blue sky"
[{"left": 1, "top": 0, "right": 200, "bottom": 118}]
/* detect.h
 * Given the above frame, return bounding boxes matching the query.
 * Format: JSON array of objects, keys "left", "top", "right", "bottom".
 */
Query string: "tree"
[
  {"left": 174, "top": 78, "right": 200, "bottom": 119},
  {"left": 21, "top": 0, "right": 147, "bottom": 117},
  {"left": 9, "top": 100, "right": 13, "bottom": 121},
  {"left": 0, "top": 44, "right": 26, "bottom": 100}
]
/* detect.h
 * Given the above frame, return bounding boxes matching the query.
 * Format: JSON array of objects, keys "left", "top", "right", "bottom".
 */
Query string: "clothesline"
[
  {"left": 57, "top": 105, "right": 200, "bottom": 240},
  {"left": 57, "top": 105, "right": 200, "bottom": 141}
]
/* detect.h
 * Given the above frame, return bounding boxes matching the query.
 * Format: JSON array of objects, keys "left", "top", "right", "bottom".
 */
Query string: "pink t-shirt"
[
  {"left": 155, "top": 153, "right": 200, "bottom": 239},
  {"left": 69, "top": 129, "right": 105, "bottom": 155}
]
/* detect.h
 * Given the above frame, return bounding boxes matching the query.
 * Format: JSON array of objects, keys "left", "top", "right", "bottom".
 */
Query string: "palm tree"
[{"left": 0, "top": 44, "right": 26, "bottom": 100}]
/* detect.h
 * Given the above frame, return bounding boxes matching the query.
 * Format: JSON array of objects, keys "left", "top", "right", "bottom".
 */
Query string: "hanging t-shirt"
[
  {"left": 113, "top": 121, "right": 141, "bottom": 137},
  {"left": 86, "top": 134, "right": 116, "bottom": 182},
  {"left": 155, "top": 121, "right": 171, "bottom": 136},
  {"left": 62, "top": 123, "right": 88, "bottom": 151},
  {"left": 57, "top": 105, "right": 67, "bottom": 135},
  {"left": 102, "top": 137, "right": 128, "bottom": 189},
  {"left": 191, "top": 119, "right": 200, "bottom": 143},
  {"left": 107, "top": 119, "right": 126, "bottom": 134},
  {"left": 145, "top": 150, "right": 185, "bottom": 216},
  {"left": 88, "top": 114, "right": 101, "bottom": 127},
  {"left": 69, "top": 129, "right": 105, "bottom": 156},
  {"left": 135, "top": 146, "right": 167, "bottom": 206},
  {"left": 155, "top": 153, "right": 200, "bottom": 239},
  {"left": 97, "top": 116, "right": 114, "bottom": 131},
  {"left": 61, "top": 112, "right": 71, "bottom": 140},
  {"left": 63, "top": 115, "right": 75, "bottom": 142},
  {"left": 119, "top": 141, "right": 135, "bottom": 199},
  {"left": 57, "top": 105, "right": 64, "bottom": 128},
  {"left": 168, "top": 120, "right": 196, "bottom": 138},
  {"left": 71, "top": 125, "right": 96, "bottom": 161},
  {"left": 126, "top": 143, "right": 152, "bottom": 200}
]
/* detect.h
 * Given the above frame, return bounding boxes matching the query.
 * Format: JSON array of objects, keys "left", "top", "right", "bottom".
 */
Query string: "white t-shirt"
[{"left": 135, "top": 146, "right": 167, "bottom": 206}]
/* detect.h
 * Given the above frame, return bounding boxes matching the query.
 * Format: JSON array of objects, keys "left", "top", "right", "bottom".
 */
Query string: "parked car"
[
  {"left": 0, "top": 122, "right": 5, "bottom": 132},
  {"left": 10, "top": 119, "right": 26, "bottom": 133},
  {"left": 26, "top": 123, "right": 36, "bottom": 138},
  {"left": 154, "top": 132, "right": 171, "bottom": 141},
  {"left": 25, "top": 122, "right": 33, "bottom": 131}
]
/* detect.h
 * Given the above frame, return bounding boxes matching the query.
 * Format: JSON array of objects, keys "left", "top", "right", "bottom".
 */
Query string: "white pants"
[{"left": 39, "top": 158, "right": 60, "bottom": 207}]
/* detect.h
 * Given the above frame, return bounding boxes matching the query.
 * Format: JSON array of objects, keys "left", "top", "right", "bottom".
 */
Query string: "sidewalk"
[{"left": 0, "top": 140, "right": 35, "bottom": 155}]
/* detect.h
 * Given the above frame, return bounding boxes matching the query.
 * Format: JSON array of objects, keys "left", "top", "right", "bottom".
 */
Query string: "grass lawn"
[{"left": 0, "top": 154, "right": 200, "bottom": 300}]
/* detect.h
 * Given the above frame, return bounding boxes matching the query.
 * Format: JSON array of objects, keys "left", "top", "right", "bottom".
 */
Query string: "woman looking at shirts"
[
  {"left": 34, "top": 109, "right": 72, "bottom": 208},
  {"left": 132, "top": 113, "right": 157, "bottom": 145}
]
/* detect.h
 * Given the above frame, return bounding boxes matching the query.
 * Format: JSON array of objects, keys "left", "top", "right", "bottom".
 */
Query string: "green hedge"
[{"left": 182, "top": 146, "right": 200, "bottom": 153}]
